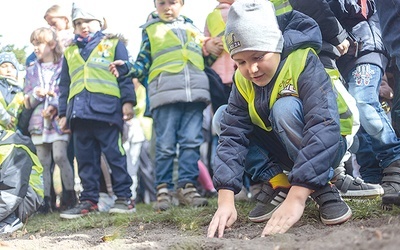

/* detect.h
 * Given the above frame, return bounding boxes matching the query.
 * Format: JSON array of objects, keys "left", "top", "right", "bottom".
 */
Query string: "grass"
[{"left": 21, "top": 197, "right": 400, "bottom": 237}]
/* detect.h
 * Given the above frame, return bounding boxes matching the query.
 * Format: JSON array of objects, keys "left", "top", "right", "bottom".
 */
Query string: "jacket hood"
[{"left": 277, "top": 10, "right": 322, "bottom": 59}]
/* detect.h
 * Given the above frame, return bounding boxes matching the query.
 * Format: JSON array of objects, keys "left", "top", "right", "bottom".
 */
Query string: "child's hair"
[
  {"left": 30, "top": 27, "right": 63, "bottom": 64},
  {"left": 153, "top": 0, "right": 184, "bottom": 7},
  {"left": 44, "top": 4, "right": 72, "bottom": 30}
]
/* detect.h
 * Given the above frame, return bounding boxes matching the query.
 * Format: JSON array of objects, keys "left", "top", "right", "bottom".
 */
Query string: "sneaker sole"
[
  {"left": 320, "top": 206, "right": 352, "bottom": 225},
  {"left": 109, "top": 208, "right": 136, "bottom": 214},
  {"left": 248, "top": 203, "right": 282, "bottom": 223},
  {"left": 60, "top": 211, "right": 99, "bottom": 219},
  {"left": 1, "top": 221, "right": 23, "bottom": 234},
  {"left": 339, "top": 188, "right": 384, "bottom": 198}
]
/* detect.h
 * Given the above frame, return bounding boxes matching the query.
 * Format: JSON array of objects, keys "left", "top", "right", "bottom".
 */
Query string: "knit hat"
[
  {"left": 225, "top": 0, "right": 283, "bottom": 57},
  {"left": 71, "top": 3, "right": 107, "bottom": 30},
  {"left": 0, "top": 52, "right": 19, "bottom": 76}
]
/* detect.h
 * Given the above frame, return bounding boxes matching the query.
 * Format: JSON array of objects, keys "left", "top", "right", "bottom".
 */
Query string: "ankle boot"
[
  {"left": 61, "top": 190, "right": 78, "bottom": 211},
  {"left": 37, "top": 196, "right": 52, "bottom": 214}
]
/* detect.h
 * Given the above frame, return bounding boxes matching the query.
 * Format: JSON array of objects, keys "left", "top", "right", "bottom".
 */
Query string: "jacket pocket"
[{"left": 89, "top": 94, "right": 118, "bottom": 114}]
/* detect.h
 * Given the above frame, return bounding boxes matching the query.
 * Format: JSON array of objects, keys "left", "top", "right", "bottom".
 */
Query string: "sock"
[{"left": 269, "top": 173, "right": 291, "bottom": 189}]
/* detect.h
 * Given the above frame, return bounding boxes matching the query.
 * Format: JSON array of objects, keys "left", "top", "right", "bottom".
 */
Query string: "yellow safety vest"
[
  {"left": 146, "top": 22, "right": 205, "bottom": 82},
  {"left": 235, "top": 48, "right": 353, "bottom": 135},
  {"left": 270, "top": 0, "right": 293, "bottom": 16},
  {"left": 0, "top": 130, "right": 44, "bottom": 198},
  {"left": 64, "top": 38, "right": 121, "bottom": 101},
  {"left": 0, "top": 91, "right": 24, "bottom": 131},
  {"left": 206, "top": 8, "right": 229, "bottom": 52}
]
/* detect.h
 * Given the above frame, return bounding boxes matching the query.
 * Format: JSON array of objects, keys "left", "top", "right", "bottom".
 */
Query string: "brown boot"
[
  {"left": 176, "top": 183, "right": 208, "bottom": 207},
  {"left": 153, "top": 183, "right": 173, "bottom": 211}
]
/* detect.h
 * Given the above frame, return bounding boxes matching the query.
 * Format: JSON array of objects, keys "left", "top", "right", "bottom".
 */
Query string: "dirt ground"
[{"left": 1, "top": 213, "right": 400, "bottom": 250}]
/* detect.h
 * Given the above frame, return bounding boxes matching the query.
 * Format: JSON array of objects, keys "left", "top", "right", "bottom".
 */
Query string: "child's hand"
[
  {"left": 207, "top": 189, "right": 237, "bottom": 238},
  {"left": 336, "top": 39, "right": 350, "bottom": 56},
  {"left": 261, "top": 186, "right": 311, "bottom": 236},
  {"left": 35, "top": 87, "right": 47, "bottom": 98},
  {"left": 6, "top": 117, "right": 16, "bottom": 130},
  {"left": 42, "top": 105, "right": 57, "bottom": 119},
  {"left": 58, "top": 116, "right": 70, "bottom": 133},
  {"left": 109, "top": 60, "right": 125, "bottom": 78},
  {"left": 206, "top": 37, "right": 224, "bottom": 57},
  {"left": 122, "top": 102, "right": 134, "bottom": 121}
]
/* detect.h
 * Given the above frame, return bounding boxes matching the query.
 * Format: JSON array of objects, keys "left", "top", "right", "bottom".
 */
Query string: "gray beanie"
[
  {"left": 71, "top": 3, "right": 107, "bottom": 30},
  {"left": 225, "top": 0, "right": 283, "bottom": 57},
  {"left": 0, "top": 52, "right": 19, "bottom": 76}
]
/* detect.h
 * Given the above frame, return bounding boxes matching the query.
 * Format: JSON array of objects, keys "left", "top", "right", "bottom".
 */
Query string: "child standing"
[
  {"left": 58, "top": 3, "right": 136, "bottom": 219},
  {"left": 207, "top": 0, "right": 352, "bottom": 237},
  {"left": 110, "top": 0, "right": 222, "bottom": 211},
  {"left": 0, "top": 52, "right": 24, "bottom": 132},
  {"left": 24, "top": 27, "right": 76, "bottom": 213}
]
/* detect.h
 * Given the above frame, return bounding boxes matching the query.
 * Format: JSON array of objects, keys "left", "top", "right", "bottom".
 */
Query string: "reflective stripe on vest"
[
  {"left": 146, "top": 22, "right": 205, "bottom": 82},
  {"left": 235, "top": 48, "right": 353, "bottom": 135},
  {"left": 64, "top": 39, "right": 121, "bottom": 101},
  {"left": 270, "top": 0, "right": 293, "bottom": 15},
  {"left": 206, "top": 8, "right": 229, "bottom": 52},
  {"left": 0, "top": 130, "right": 44, "bottom": 198}
]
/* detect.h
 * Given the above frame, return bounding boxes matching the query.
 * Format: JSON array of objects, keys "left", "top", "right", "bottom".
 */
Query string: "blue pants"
[
  {"left": 73, "top": 119, "right": 132, "bottom": 202},
  {"left": 152, "top": 102, "right": 205, "bottom": 190},
  {"left": 346, "top": 64, "right": 400, "bottom": 169}
]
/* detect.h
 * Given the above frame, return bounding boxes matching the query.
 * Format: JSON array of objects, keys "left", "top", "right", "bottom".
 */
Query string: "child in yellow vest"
[{"left": 207, "top": 0, "right": 352, "bottom": 237}]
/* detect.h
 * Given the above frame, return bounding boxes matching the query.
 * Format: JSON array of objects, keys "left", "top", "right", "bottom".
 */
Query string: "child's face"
[
  {"left": 155, "top": 0, "right": 183, "bottom": 22},
  {"left": 218, "top": 0, "right": 235, "bottom": 4},
  {"left": 74, "top": 19, "right": 101, "bottom": 37},
  {"left": 46, "top": 16, "right": 68, "bottom": 32},
  {"left": 32, "top": 40, "right": 56, "bottom": 63},
  {"left": 0, "top": 62, "right": 17, "bottom": 80},
  {"left": 232, "top": 51, "right": 281, "bottom": 87}
]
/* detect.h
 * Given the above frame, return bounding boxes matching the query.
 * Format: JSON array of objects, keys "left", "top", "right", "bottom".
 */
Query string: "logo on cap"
[{"left": 226, "top": 32, "right": 241, "bottom": 53}]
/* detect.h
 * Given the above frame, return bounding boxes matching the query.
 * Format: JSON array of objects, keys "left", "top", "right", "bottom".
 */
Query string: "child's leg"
[
  {"left": 35, "top": 144, "right": 53, "bottom": 198},
  {"left": 52, "top": 140, "right": 77, "bottom": 209},
  {"left": 52, "top": 140, "right": 75, "bottom": 191},
  {"left": 176, "top": 102, "right": 204, "bottom": 188},
  {"left": 96, "top": 123, "right": 132, "bottom": 200},
  {"left": 72, "top": 119, "right": 103, "bottom": 203}
]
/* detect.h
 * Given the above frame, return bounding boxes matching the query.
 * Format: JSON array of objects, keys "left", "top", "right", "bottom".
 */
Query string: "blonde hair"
[
  {"left": 30, "top": 27, "right": 63, "bottom": 64},
  {"left": 44, "top": 4, "right": 72, "bottom": 30}
]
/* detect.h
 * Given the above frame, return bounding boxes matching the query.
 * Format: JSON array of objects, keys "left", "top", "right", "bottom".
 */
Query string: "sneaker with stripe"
[
  {"left": 248, "top": 182, "right": 290, "bottom": 223},
  {"left": 60, "top": 200, "right": 99, "bottom": 219},
  {"left": 0, "top": 213, "right": 23, "bottom": 234}
]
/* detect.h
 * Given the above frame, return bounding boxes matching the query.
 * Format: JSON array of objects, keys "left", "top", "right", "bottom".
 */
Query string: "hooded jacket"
[{"left": 213, "top": 10, "right": 341, "bottom": 193}]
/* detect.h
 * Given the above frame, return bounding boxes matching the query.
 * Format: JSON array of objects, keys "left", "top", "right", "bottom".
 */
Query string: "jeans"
[
  {"left": 355, "top": 126, "right": 382, "bottom": 184},
  {"left": 152, "top": 102, "right": 205, "bottom": 190},
  {"left": 270, "top": 97, "right": 346, "bottom": 178},
  {"left": 212, "top": 105, "right": 292, "bottom": 183},
  {"left": 346, "top": 63, "right": 400, "bottom": 168}
]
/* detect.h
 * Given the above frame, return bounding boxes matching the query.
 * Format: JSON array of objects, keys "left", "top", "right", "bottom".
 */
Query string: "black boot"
[
  {"left": 37, "top": 196, "right": 52, "bottom": 214},
  {"left": 60, "top": 190, "right": 78, "bottom": 211}
]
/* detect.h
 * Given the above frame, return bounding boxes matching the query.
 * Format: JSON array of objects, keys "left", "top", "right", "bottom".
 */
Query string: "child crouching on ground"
[{"left": 207, "top": 0, "right": 352, "bottom": 237}]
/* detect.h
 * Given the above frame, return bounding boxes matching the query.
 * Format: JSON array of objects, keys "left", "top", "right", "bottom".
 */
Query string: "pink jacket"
[{"left": 204, "top": 3, "right": 236, "bottom": 85}]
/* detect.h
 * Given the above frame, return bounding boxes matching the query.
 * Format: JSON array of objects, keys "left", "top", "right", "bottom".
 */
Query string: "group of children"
[{"left": 1, "top": 0, "right": 400, "bottom": 238}]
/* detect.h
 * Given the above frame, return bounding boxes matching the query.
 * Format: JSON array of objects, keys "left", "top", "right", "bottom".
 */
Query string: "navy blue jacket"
[
  {"left": 213, "top": 11, "right": 341, "bottom": 193},
  {"left": 328, "top": 0, "right": 388, "bottom": 76},
  {"left": 58, "top": 31, "right": 136, "bottom": 131}
]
